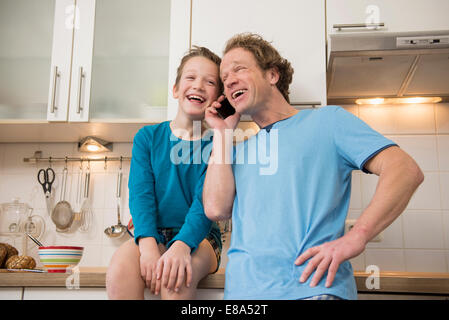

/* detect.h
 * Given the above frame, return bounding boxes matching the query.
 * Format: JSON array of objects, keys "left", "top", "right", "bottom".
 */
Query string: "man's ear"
[{"left": 267, "top": 67, "right": 280, "bottom": 86}]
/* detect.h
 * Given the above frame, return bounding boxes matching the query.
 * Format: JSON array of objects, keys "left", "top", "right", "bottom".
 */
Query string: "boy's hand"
[
  {"left": 205, "top": 95, "right": 241, "bottom": 131},
  {"left": 156, "top": 240, "right": 193, "bottom": 293},
  {"left": 138, "top": 237, "right": 162, "bottom": 294}
]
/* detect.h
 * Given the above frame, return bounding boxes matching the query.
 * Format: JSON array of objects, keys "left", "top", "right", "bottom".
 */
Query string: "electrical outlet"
[{"left": 344, "top": 219, "right": 383, "bottom": 242}]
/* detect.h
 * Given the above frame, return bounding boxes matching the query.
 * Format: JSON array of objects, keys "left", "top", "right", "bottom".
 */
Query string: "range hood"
[{"left": 327, "top": 30, "right": 449, "bottom": 105}]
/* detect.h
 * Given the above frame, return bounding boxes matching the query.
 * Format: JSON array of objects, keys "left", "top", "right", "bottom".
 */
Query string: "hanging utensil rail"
[{"left": 23, "top": 155, "right": 131, "bottom": 164}]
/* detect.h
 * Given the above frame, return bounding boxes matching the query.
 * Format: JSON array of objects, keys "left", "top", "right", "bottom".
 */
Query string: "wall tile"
[
  {"left": 79, "top": 244, "right": 104, "bottom": 267},
  {"left": 360, "top": 172, "right": 378, "bottom": 209},
  {"left": 364, "top": 248, "right": 406, "bottom": 272},
  {"left": 389, "top": 135, "right": 439, "bottom": 172},
  {"left": 366, "top": 215, "right": 403, "bottom": 249},
  {"left": 102, "top": 245, "right": 119, "bottom": 267},
  {"left": 442, "top": 213, "right": 449, "bottom": 250},
  {"left": 349, "top": 171, "right": 362, "bottom": 210},
  {"left": 404, "top": 249, "right": 448, "bottom": 272},
  {"left": 441, "top": 173, "right": 449, "bottom": 210},
  {"left": 89, "top": 172, "right": 106, "bottom": 209},
  {"left": 0, "top": 144, "right": 4, "bottom": 174},
  {"left": 0, "top": 173, "right": 40, "bottom": 206},
  {"left": 350, "top": 252, "right": 366, "bottom": 272},
  {"left": 359, "top": 171, "right": 441, "bottom": 212},
  {"left": 406, "top": 173, "right": 441, "bottom": 210},
  {"left": 437, "top": 135, "right": 449, "bottom": 171},
  {"left": 436, "top": 103, "right": 449, "bottom": 134},
  {"left": 2, "top": 143, "right": 39, "bottom": 174},
  {"left": 359, "top": 104, "right": 436, "bottom": 135},
  {"left": 402, "top": 212, "right": 445, "bottom": 249}
]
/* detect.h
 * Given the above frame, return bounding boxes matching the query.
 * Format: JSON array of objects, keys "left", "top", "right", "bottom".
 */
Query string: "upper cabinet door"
[
  {"left": 0, "top": 0, "right": 57, "bottom": 122},
  {"left": 68, "top": 0, "right": 95, "bottom": 122},
  {"left": 47, "top": 0, "right": 75, "bottom": 122},
  {"left": 191, "top": 0, "right": 326, "bottom": 107},
  {"left": 87, "top": 0, "right": 172, "bottom": 122},
  {"left": 327, "top": 0, "right": 449, "bottom": 36},
  {"left": 167, "top": 0, "right": 191, "bottom": 120}
]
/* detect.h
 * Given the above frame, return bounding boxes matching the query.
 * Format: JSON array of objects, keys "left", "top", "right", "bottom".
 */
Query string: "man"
[{"left": 203, "top": 33, "right": 424, "bottom": 300}]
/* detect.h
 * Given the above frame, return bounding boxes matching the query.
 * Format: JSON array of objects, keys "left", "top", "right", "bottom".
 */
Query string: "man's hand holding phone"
[{"left": 205, "top": 95, "right": 241, "bottom": 131}]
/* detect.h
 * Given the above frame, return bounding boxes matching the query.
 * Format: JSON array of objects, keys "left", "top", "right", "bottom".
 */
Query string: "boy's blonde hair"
[
  {"left": 223, "top": 33, "right": 293, "bottom": 103},
  {"left": 175, "top": 46, "right": 223, "bottom": 94}
]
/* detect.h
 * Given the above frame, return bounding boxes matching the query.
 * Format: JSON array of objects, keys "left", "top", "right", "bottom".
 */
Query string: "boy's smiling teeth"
[
  {"left": 187, "top": 95, "right": 205, "bottom": 103},
  {"left": 232, "top": 89, "right": 247, "bottom": 100}
]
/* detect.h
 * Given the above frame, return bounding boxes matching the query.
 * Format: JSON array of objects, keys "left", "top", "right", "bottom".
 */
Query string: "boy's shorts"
[{"left": 157, "top": 228, "right": 222, "bottom": 273}]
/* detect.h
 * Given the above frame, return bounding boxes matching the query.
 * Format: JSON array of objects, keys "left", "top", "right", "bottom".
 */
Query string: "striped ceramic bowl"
[{"left": 38, "top": 246, "right": 84, "bottom": 273}]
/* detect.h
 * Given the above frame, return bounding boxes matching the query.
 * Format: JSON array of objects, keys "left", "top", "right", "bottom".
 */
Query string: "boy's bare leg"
[
  {"left": 106, "top": 238, "right": 166, "bottom": 300},
  {"left": 161, "top": 239, "right": 218, "bottom": 300}
]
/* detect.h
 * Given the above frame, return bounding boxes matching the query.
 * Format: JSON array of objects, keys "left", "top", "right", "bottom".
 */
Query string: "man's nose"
[{"left": 225, "top": 74, "right": 238, "bottom": 89}]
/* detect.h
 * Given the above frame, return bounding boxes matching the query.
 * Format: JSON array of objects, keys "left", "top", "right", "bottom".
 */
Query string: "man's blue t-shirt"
[{"left": 225, "top": 106, "right": 397, "bottom": 300}]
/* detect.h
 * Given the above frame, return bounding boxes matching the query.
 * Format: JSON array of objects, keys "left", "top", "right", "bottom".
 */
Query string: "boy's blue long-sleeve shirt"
[{"left": 128, "top": 121, "right": 215, "bottom": 251}]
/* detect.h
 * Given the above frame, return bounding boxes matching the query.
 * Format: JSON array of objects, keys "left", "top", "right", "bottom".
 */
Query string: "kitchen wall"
[
  {"left": 0, "top": 141, "right": 134, "bottom": 267},
  {"left": 0, "top": 103, "right": 448, "bottom": 273},
  {"left": 345, "top": 102, "right": 449, "bottom": 273}
]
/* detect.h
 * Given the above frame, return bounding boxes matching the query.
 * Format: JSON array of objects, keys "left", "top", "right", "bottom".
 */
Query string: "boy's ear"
[{"left": 172, "top": 84, "right": 179, "bottom": 99}]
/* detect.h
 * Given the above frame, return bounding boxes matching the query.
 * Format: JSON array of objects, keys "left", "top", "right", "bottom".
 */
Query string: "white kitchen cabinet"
[
  {"left": 49, "top": 0, "right": 174, "bottom": 123},
  {"left": 0, "top": 0, "right": 56, "bottom": 122},
  {"left": 0, "top": 287, "right": 23, "bottom": 300},
  {"left": 167, "top": 0, "right": 192, "bottom": 120},
  {"left": 1, "top": 0, "right": 184, "bottom": 125},
  {"left": 327, "top": 0, "right": 449, "bottom": 36},
  {"left": 22, "top": 287, "right": 108, "bottom": 300},
  {"left": 20, "top": 287, "right": 223, "bottom": 300},
  {"left": 190, "top": 0, "right": 327, "bottom": 108}
]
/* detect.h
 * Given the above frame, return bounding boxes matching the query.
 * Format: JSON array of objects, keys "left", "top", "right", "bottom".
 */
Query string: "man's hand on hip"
[{"left": 294, "top": 229, "right": 367, "bottom": 288}]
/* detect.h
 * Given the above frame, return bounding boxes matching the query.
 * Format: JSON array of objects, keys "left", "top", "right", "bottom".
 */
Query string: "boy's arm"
[{"left": 167, "top": 169, "right": 213, "bottom": 252}]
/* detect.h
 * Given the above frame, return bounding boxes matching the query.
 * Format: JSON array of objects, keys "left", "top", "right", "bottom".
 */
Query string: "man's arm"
[
  {"left": 295, "top": 146, "right": 424, "bottom": 287},
  {"left": 203, "top": 128, "right": 236, "bottom": 221},
  {"left": 203, "top": 97, "right": 241, "bottom": 221}
]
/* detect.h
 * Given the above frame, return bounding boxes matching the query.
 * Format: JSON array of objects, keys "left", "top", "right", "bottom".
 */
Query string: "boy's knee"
[{"left": 161, "top": 285, "right": 195, "bottom": 300}]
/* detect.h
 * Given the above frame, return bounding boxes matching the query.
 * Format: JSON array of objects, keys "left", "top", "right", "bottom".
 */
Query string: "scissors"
[
  {"left": 38, "top": 168, "right": 55, "bottom": 215},
  {"left": 38, "top": 168, "right": 55, "bottom": 199}
]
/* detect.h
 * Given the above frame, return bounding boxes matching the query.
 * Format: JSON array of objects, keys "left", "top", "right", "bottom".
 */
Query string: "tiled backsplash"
[
  {"left": 0, "top": 103, "right": 448, "bottom": 273},
  {"left": 346, "top": 103, "right": 449, "bottom": 273},
  {"left": 0, "top": 142, "right": 134, "bottom": 267}
]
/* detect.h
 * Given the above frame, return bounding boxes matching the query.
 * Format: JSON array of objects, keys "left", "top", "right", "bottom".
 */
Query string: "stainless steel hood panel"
[
  {"left": 406, "top": 53, "right": 449, "bottom": 95},
  {"left": 327, "top": 31, "right": 449, "bottom": 104}
]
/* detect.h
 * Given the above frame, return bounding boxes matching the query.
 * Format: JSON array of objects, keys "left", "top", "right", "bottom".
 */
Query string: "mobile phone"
[{"left": 216, "top": 98, "right": 236, "bottom": 119}]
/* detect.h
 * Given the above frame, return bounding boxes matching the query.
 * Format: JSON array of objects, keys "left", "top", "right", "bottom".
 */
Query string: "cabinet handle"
[
  {"left": 333, "top": 23, "right": 385, "bottom": 31},
  {"left": 77, "top": 66, "right": 85, "bottom": 114},
  {"left": 50, "top": 66, "right": 60, "bottom": 113}
]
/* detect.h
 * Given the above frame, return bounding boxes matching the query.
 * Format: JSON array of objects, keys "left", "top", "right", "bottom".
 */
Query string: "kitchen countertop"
[{"left": 1, "top": 267, "right": 448, "bottom": 295}]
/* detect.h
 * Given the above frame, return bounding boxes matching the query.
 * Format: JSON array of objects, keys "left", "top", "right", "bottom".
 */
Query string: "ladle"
[{"left": 104, "top": 167, "right": 127, "bottom": 238}]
